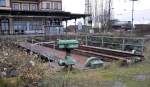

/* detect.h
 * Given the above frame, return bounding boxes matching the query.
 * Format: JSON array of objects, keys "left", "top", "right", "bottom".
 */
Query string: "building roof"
[{"left": 0, "top": 9, "right": 90, "bottom": 21}]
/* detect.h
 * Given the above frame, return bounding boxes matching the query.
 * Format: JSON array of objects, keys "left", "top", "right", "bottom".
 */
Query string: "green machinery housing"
[{"left": 57, "top": 40, "right": 79, "bottom": 69}]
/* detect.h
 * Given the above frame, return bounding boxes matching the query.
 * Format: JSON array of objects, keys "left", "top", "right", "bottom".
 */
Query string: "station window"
[
  {"left": 22, "top": 3, "right": 29, "bottom": 11},
  {"left": 58, "top": 2, "right": 62, "bottom": 10},
  {"left": 0, "top": 0, "right": 6, "bottom": 6},
  {"left": 50, "top": 2, "right": 54, "bottom": 10},
  {"left": 46, "top": 3, "right": 50, "bottom": 9},
  {"left": 52, "top": 2, "right": 62, "bottom": 10},
  {"left": 30, "top": 4, "right": 38, "bottom": 11},
  {"left": 12, "top": 3, "right": 20, "bottom": 10},
  {"left": 1, "top": 19, "right": 9, "bottom": 34},
  {"left": 53, "top": 2, "right": 57, "bottom": 10},
  {"left": 1, "top": 23, "right": 8, "bottom": 30},
  {"left": 13, "top": 21, "right": 27, "bottom": 31},
  {"left": 29, "top": 21, "right": 42, "bottom": 30}
]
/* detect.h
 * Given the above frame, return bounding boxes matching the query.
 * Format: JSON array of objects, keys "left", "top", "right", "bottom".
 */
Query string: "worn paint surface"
[{"left": 19, "top": 42, "right": 86, "bottom": 65}]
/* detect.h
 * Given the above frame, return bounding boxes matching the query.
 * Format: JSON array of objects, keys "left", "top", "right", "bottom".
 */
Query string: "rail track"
[
  {"left": 73, "top": 45, "right": 144, "bottom": 62},
  {"left": 42, "top": 43, "right": 144, "bottom": 62}
]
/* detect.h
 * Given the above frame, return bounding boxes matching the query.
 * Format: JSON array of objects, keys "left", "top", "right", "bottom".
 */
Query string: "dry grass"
[{"left": 0, "top": 39, "right": 50, "bottom": 87}]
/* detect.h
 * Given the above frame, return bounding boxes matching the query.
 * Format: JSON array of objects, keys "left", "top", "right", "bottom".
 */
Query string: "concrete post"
[
  {"left": 102, "top": 36, "right": 104, "bottom": 47},
  {"left": 141, "top": 39, "right": 145, "bottom": 53},
  {"left": 122, "top": 38, "right": 125, "bottom": 51},
  {"left": 85, "top": 35, "right": 88, "bottom": 46}
]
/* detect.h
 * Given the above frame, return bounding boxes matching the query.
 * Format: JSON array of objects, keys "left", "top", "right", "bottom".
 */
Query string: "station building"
[{"left": 0, "top": 0, "right": 89, "bottom": 35}]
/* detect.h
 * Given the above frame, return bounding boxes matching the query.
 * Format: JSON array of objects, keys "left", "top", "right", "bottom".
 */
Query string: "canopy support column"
[
  {"left": 83, "top": 17, "right": 87, "bottom": 34},
  {"left": 75, "top": 18, "right": 77, "bottom": 33},
  {"left": 65, "top": 20, "right": 68, "bottom": 39},
  {"left": 9, "top": 17, "right": 13, "bottom": 35}
]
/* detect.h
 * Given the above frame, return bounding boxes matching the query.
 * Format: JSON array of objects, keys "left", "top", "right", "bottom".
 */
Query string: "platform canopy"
[{"left": 0, "top": 9, "right": 90, "bottom": 21}]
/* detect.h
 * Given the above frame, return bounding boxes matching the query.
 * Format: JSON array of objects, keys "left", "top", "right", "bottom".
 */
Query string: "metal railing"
[{"left": 47, "top": 34, "right": 145, "bottom": 54}]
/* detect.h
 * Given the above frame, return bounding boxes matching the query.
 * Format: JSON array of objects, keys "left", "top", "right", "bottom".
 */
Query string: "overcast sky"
[
  {"left": 62, "top": 0, "right": 85, "bottom": 14},
  {"left": 62, "top": 0, "right": 150, "bottom": 24}
]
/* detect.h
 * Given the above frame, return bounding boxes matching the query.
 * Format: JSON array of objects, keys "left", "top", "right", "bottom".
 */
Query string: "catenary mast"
[{"left": 85, "top": 0, "right": 113, "bottom": 32}]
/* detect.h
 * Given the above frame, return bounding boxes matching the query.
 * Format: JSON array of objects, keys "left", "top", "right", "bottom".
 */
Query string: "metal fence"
[{"left": 47, "top": 34, "right": 145, "bottom": 54}]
